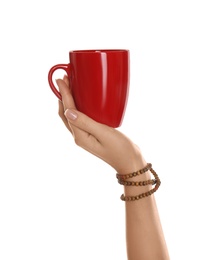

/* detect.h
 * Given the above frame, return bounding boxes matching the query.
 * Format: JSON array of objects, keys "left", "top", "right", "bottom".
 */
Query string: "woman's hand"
[
  {"left": 56, "top": 77, "right": 170, "bottom": 260},
  {"left": 56, "top": 76, "right": 147, "bottom": 174}
]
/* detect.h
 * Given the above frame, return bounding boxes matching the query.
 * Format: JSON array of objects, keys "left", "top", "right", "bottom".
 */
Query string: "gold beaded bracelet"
[{"left": 117, "top": 164, "right": 161, "bottom": 202}]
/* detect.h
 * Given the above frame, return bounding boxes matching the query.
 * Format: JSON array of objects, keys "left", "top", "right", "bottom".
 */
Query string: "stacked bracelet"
[
  {"left": 116, "top": 163, "right": 152, "bottom": 180},
  {"left": 118, "top": 179, "right": 157, "bottom": 186},
  {"left": 117, "top": 164, "right": 161, "bottom": 202}
]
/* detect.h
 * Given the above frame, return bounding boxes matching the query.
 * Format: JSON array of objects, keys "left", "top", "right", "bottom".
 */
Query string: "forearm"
[{"left": 122, "top": 167, "right": 170, "bottom": 260}]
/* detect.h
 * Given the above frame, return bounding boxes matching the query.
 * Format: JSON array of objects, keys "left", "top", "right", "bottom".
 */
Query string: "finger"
[
  {"left": 65, "top": 108, "right": 112, "bottom": 144},
  {"left": 58, "top": 100, "right": 72, "bottom": 132},
  {"left": 63, "top": 74, "right": 69, "bottom": 87},
  {"left": 56, "top": 79, "right": 112, "bottom": 151},
  {"left": 56, "top": 79, "right": 76, "bottom": 111},
  {"left": 64, "top": 108, "right": 105, "bottom": 155},
  {"left": 56, "top": 78, "right": 84, "bottom": 138}
]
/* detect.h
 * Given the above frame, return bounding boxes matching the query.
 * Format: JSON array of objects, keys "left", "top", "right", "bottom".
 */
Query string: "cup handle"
[{"left": 48, "top": 64, "right": 70, "bottom": 100}]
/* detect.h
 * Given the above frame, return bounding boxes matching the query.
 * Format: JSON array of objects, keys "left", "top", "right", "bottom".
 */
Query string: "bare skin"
[{"left": 56, "top": 76, "right": 170, "bottom": 260}]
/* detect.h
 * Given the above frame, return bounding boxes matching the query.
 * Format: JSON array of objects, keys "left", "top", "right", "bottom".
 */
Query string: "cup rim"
[{"left": 69, "top": 49, "right": 129, "bottom": 53}]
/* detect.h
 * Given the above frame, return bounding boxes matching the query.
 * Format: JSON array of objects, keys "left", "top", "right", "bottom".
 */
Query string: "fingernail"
[{"left": 65, "top": 109, "right": 78, "bottom": 120}]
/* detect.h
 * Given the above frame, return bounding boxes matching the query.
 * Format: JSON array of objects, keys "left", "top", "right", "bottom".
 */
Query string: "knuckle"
[
  {"left": 58, "top": 110, "right": 63, "bottom": 118},
  {"left": 74, "top": 137, "right": 82, "bottom": 147}
]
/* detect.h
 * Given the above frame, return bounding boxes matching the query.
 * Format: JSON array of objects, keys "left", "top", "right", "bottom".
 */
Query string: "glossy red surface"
[{"left": 48, "top": 49, "right": 130, "bottom": 128}]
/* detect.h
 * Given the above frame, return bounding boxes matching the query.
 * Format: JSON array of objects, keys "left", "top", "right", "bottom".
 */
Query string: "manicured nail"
[{"left": 65, "top": 109, "right": 78, "bottom": 120}]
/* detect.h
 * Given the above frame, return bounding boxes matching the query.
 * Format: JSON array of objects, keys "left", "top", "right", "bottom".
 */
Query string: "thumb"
[{"left": 64, "top": 108, "right": 109, "bottom": 140}]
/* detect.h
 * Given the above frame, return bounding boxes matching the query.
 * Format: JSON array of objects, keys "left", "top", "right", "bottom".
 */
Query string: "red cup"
[{"left": 48, "top": 49, "right": 130, "bottom": 128}]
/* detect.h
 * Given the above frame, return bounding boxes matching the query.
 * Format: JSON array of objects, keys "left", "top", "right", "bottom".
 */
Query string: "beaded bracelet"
[
  {"left": 116, "top": 163, "right": 152, "bottom": 181},
  {"left": 118, "top": 179, "right": 157, "bottom": 186},
  {"left": 117, "top": 164, "right": 161, "bottom": 202}
]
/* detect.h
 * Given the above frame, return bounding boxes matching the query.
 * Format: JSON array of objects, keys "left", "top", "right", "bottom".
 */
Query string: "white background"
[{"left": 0, "top": 0, "right": 220, "bottom": 259}]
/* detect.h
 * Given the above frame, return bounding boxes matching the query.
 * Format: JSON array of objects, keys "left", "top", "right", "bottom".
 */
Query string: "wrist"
[
  {"left": 116, "top": 156, "right": 147, "bottom": 176},
  {"left": 116, "top": 161, "right": 161, "bottom": 202},
  {"left": 123, "top": 171, "right": 152, "bottom": 196}
]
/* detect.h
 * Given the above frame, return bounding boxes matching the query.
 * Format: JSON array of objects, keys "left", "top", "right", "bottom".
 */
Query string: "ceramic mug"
[{"left": 48, "top": 49, "right": 130, "bottom": 128}]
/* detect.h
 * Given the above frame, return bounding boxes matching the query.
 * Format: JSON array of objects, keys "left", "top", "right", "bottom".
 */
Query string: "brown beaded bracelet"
[
  {"left": 118, "top": 179, "right": 157, "bottom": 186},
  {"left": 116, "top": 163, "right": 152, "bottom": 181},
  {"left": 119, "top": 165, "right": 161, "bottom": 202}
]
